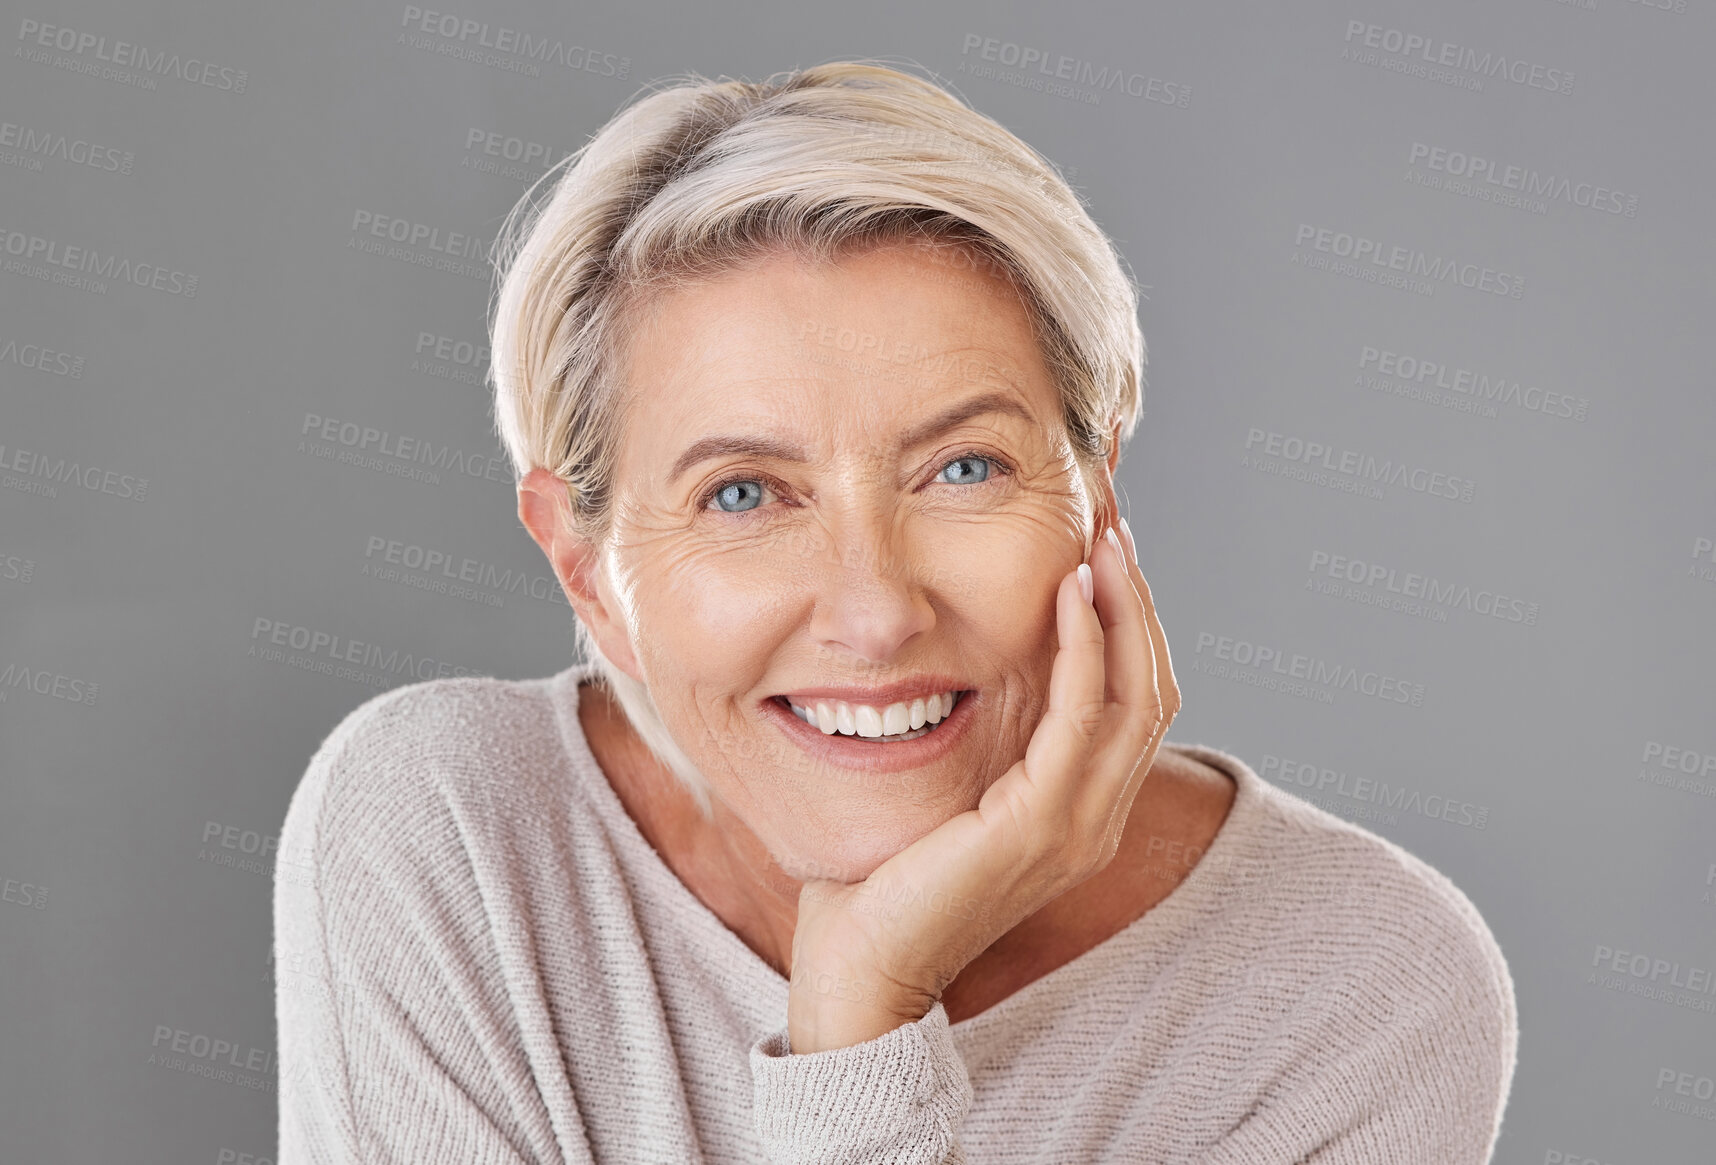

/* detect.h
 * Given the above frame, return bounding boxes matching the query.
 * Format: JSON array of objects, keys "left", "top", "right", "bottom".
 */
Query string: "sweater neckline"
[{"left": 549, "top": 660, "right": 1267, "bottom": 1034}]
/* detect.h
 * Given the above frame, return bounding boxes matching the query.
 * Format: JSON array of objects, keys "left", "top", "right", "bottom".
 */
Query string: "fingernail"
[
  {"left": 1076, "top": 562, "right": 1093, "bottom": 604},
  {"left": 1104, "top": 525, "right": 1124, "bottom": 567},
  {"left": 1118, "top": 516, "right": 1137, "bottom": 565}
]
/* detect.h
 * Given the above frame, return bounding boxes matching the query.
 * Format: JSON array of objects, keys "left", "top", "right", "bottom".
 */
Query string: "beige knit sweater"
[{"left": 273, "top": 662, "right": 1517, "bottom": 1163}]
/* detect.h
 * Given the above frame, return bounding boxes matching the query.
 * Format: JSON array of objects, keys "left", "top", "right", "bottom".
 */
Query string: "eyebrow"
[{"left": 666, "top": 390, "right": 1036, "bottom": 486}]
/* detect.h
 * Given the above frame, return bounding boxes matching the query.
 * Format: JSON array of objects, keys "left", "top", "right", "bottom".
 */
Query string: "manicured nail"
[
  {"left": 1076, "top": 562, "right": 1093, "bottom": 604},
  {"left": 1104, "top": 525, "right": 1124, "bottom": 567},
  {"left": 1118, "top": 516, "right": 1137, "bottom": 565}
]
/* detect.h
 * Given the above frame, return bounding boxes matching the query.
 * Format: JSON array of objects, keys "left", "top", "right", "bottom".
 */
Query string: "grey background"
[{"left": 3, "top": 0, "right": 1713, "bottom": 1161}]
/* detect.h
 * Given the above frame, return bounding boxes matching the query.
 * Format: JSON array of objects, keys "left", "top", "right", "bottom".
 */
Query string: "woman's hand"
[{"left": 786, "top": 520, "right": 1182, "bottom": 1052}]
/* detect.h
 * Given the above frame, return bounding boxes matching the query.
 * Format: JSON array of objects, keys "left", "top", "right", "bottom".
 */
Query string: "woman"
[{"left": 274, "top": 61, "right": 1517, "bottom": 1163}]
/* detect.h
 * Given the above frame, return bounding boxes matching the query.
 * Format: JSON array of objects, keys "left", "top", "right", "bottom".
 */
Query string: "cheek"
[
  {"left": 960, "top": 525, "right": 1072, "bottom": 628},
  {"left": 953, "top": 531, "right": 1070, "bottom": 720},
  {"left": 629, "top": 544, "right": 792, "bottom": 672}
]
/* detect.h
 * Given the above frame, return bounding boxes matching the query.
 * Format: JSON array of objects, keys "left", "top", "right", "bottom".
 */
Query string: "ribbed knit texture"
[{"left": 274, "top": 662, "right": 1518, "bottom": 1164}]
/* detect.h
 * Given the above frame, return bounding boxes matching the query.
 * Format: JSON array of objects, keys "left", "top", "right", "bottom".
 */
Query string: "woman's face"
[{"left": 563, "top": 240, "right": 1116, "bottom": 881}]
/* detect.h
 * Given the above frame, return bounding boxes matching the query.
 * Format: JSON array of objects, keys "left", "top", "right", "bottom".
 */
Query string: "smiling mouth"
[{"left": 771, "top": 691, "right": 971, "bottom": 742}]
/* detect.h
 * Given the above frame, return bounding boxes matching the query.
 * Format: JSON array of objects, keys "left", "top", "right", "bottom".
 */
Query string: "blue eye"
[
  {"left": 938, "top": 456, "right": 992, "bottom": 486},
  {"left": 710, "top": 480, "right": 767, "bottom": 514},
  {"left": 700, "top": 451, "right": 1011, "bottom": 518}
]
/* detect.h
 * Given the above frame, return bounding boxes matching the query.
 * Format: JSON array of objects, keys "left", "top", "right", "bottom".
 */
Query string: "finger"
[
  {"left": 1134, "top": 578, "right": 1179, "bottom": 722},
  {"left": 1010, "top": 562, "right": 1108, "bottom": 813},
  {"left": 1120, "top": 521, "right": 1181, "bottom": 738},
  {"left": 1083, "top": 526, "right": 1161, "bottom": 765},
  {"left": 1108, "top": 531, "right": 1183, "bottom": 834}
]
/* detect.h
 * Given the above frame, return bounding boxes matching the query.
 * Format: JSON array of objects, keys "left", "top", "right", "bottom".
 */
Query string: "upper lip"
[{"left": 774, "top": 677, "right": 972, "bottom": 707}]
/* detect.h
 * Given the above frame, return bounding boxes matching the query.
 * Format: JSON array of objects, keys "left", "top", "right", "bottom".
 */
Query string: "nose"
[{"left": 800, "top": 523, "right": 941, "bottom": 664}]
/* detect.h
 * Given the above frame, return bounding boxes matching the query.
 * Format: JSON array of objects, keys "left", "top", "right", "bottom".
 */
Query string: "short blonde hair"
[{"left": 487, "top": 59, "right": 1145, "bottom": 818}]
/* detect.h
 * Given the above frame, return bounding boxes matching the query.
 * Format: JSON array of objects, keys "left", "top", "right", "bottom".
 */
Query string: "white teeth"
[{"left": 786, "top": 690, "right": 962, "bottom": 738}]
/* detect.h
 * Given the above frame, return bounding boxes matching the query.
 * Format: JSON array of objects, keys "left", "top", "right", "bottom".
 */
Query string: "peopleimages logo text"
[
  {"left": 958, "top": 33, "right": 1190, "bottom": 107},
  {"left": 16, "top": 19, "right": 249, "bottom": 92},
  {"left": 1342, "top": 20, "right": 1573, "bottom": 93},
  {"left": 0, "top": 119, "right": 134, "bottom": 174},
  {"left": 1294, "top": 224, "right": 1523, "bottom": 299},
  {"left": 1408, "top": 143, "right": 1637, "bottom": 218},
  {"left": 398, "top": 6, "right": 630, "bottom": 76},
  {"left": 0, "top": 225, "right": 197, "bottom": 296},
  {"left": 249, "top": 617, "right": 480, "bottom": 683}
]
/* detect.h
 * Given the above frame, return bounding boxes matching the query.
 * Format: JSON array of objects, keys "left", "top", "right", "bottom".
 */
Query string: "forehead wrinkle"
[
  {"left": 662, "top": 385, "right": 1041, "bottom": 491},
  {"left": 640, "top": 299, "right": 1053, "bottom": 493}
]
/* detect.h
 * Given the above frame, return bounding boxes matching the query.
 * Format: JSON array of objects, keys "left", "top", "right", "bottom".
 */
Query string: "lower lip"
[{"left": 763, "top": 691, "right": 978, "bottom": 774}]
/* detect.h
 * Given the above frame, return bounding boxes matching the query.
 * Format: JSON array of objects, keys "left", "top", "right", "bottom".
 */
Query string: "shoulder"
[
  {"left": 1142, "top": 751, "right": 1521, "bottom": 1159},
  {"left": 277, "top": 672, "right": 570, "bottom": 875},
  {"left": 1233, "top": 768, "right": 1517, "bottom": 1037},
  {"left": 1172, "top": 746, "right": 1515, "bottom": 1024}
]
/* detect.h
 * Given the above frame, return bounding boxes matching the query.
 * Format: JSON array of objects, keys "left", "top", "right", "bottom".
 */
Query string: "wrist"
[
  {"left": 787, "top": 999, "right": 930, "bottom": 1053},
  {"left": 786, "top": 965, "right": 935, "bottom": 1053}
]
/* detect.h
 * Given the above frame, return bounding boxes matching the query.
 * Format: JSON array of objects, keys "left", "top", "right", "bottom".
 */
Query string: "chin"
[{"left": 766, "top": 798, "right": 961, "bottom": 885}]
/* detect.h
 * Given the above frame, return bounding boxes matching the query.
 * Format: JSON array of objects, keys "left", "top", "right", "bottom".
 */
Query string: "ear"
[
  {"left": 1092, "top": 419, "right": 1125, "bottom": 540},
  {"left": 516, "top": 467, "right": 644, "bottom": 681}
]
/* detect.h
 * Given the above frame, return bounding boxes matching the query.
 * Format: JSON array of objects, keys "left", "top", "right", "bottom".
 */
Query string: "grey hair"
[{"left": 486, "top": 58, "right": 1145, "bottom": 819}]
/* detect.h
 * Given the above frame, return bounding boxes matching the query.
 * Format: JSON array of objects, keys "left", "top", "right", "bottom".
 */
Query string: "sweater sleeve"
[
  {"left": 273, "top": 718, "right": 564, "bottom": 1165},
  {"left": 748, "top": 999, "right": 974, "bottom": 1165}
]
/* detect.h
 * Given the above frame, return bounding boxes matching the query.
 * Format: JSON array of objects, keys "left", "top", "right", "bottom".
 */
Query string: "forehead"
[{"left": 618, "top": 242, "right": 1059, "bottom": 469}]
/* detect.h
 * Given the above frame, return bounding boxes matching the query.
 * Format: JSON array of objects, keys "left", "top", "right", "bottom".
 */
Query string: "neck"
[{"left": 581, "top": 680, "right": 803, "bottom": 974}]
